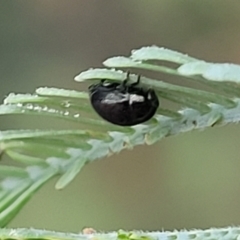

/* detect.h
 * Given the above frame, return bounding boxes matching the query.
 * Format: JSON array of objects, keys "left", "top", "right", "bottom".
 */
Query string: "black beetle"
[{"left": 88, "top": 74, "right": 159, "bottom": 126}]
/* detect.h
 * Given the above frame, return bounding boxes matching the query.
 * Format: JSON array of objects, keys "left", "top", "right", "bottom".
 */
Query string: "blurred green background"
[{"left": 1, "top": 0, "right": 240, "bottom": 232}]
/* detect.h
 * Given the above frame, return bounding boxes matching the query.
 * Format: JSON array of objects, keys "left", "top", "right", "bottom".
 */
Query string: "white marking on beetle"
[
  {"left": 147, "top": 92, "right": 152, "bottom": 100},
  {"left": 129, "top": 94, "right": 145, "bottom": 105},
  {"left": 102, "top": 92, "right": 145, "bottom": 105}
]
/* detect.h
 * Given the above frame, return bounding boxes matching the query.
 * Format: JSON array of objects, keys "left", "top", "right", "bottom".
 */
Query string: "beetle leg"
[
  {"left": 118, "top": 72, "right": 129, "bottom": 91},
  {"left": 130, "top": 74, "right": 141, "bottom": 87}
]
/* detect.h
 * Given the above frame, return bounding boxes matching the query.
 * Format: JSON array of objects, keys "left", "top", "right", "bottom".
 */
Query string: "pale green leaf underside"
[
  {"left": 1, "top": 227, "right": 240, "bottom": 240},
  {"left": 1, "top": 46, "right": 240, "bottom": 226}
]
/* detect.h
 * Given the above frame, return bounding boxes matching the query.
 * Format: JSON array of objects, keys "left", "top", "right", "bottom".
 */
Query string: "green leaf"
[
  {"left": 1, "top": 227, "right": 240, "bottom": 240},
  {"left": 178, "top": 62, "right": 240, "bottom": 82},
  {"left": 131, "top": 46, "right": 199, "bottom": 64},
  {"left": 2, "top": 45, "right": 240, "bottom": 225}
]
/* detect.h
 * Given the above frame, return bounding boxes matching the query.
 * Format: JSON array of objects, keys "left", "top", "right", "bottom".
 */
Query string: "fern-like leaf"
[
  {"left": 1, "top": 46, "right": 240, "bottom": 226},
  {"left": 1, "top": 227, "right": 240, "bottom": 240}
]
